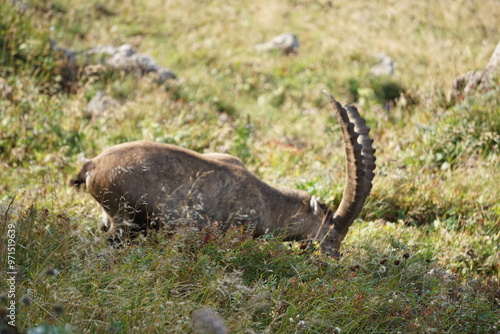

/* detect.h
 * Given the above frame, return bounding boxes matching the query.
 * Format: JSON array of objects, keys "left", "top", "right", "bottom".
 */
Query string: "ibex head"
[{"left": 71, "top": 91, "right": 375, "bottom": 254}]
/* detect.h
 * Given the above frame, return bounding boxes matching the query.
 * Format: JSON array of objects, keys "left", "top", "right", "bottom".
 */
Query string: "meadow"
[{"left": 0, "top": 0, "right": 499, "bottom": 332}]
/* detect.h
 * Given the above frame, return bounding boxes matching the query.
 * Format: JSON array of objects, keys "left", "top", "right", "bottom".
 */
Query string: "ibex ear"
[{"left": 310, "top": 196, "right": 320, "bottom": 214}]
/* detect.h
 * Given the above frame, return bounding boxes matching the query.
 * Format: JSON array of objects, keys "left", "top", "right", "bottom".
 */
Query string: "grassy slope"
[{"left": 1, "top": 0, "right": 499, "bottom": 332}]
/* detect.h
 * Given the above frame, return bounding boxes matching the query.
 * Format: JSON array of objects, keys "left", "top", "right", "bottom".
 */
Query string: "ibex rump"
[{"left": 71, "top": 92, "right": 375, "bottom": 253}]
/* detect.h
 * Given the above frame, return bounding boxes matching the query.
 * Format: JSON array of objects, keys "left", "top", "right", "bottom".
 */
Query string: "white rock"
[
  {"left": 370, "top": 53, "right": 394, "bottom": 76},
  {"left": 85, "top": 91, "right": 119, "bottom": 118},
  {"left": 256, "top": 33, "right": 299, "bottom": 55}
]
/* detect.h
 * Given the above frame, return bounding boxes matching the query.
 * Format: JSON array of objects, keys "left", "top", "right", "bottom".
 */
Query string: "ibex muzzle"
[{"left": 71, "top": 91, "right": 375, "bottom": 253}]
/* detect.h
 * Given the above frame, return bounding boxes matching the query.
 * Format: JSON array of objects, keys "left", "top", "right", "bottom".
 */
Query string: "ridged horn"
[
  {"left": 322, "top": 90, "right": 375, "bottom": 233},
  {"left": 345, "top": 104, "right": 376, "bottom": 219}
]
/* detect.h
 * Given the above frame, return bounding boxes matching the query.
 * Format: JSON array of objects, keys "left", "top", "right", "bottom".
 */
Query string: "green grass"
[{"left": 1, "top": 0, "right": 499, "bottom": 333}]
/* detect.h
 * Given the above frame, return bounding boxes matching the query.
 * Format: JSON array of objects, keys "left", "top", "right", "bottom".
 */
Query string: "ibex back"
[{"left": 71, "top": 91, "right": 375, "bottom": 253}]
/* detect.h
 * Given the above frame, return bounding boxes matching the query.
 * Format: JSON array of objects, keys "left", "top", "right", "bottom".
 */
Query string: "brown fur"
[{"left": 70, "top": 93, "right": 375, "bottom": 253}]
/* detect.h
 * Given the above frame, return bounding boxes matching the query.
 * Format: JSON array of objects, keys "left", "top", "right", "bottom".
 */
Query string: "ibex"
[{"left": 70, "top": 91, "right": 375, "bottom": 253}]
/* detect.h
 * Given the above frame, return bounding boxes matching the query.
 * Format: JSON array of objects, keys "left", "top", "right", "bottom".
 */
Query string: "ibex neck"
[{"left": 254, "top": 182, "right": 311, "bottom": 238}]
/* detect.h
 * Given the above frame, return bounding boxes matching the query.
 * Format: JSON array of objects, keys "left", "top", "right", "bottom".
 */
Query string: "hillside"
[{"left": 1, "top": 0, "right": 499, "bottom": 333}]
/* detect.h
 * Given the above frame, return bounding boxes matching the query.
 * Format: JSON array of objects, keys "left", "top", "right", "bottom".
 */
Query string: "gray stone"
[
  {"left": 85, "top": 91, "right": 119, "bottom": 118},
  {"left": 256, "top": 33, "right": 299, "bottom": 55},
  {"left": 450, "top": 41, "right": 500, "bottom": 100},
  {"left": 370, "top": 53, "right": 394, "bottom": 76}
]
